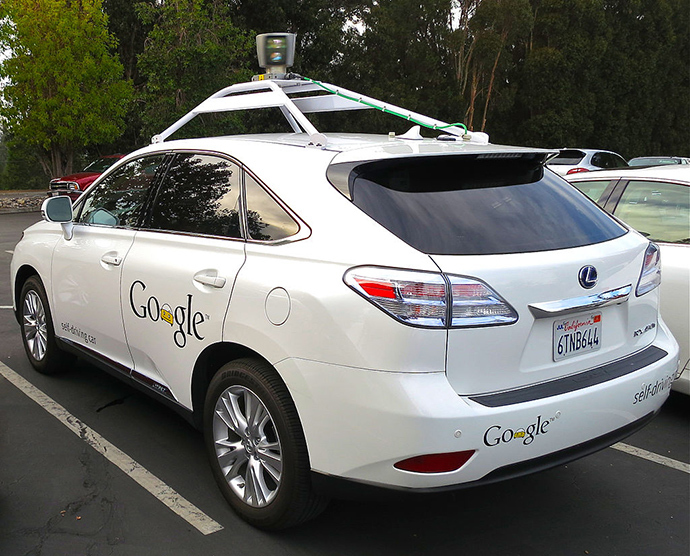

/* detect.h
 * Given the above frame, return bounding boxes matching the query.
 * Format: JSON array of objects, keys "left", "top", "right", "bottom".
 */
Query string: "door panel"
[
  {"left": 121, "top": 233, "right": 245, "bottom": 407},
  {"left": 51, "top": 226, "right": 136, "bottom": 369},
  {"left": 50, "top": 154, "right": 167, "bottom": 369}
]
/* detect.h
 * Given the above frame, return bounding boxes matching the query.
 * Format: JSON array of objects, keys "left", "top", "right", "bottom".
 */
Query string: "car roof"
[
  {"left": 555, "top": 148, "right": 621, "bottom": 155},
  {"left": 565, "top": 165, "right": 690, "bottom": 183},
  {"left": 127, "top": 132, "right": 553, "bottom": 177}
]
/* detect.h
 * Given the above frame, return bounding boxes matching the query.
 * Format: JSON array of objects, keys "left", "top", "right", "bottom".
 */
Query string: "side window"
[
  {"left": 591, "top": 153, "right": 605, "bottom": 168},
  {"left": 614, "top": 180, "right": 690, "bottom": 243},
  {"left": 570, "top": 180, "right": 611, "bottom": 206},
  {"left": 77, "top": 155, "right": 165, "bottom": 227},
  {"left": 245, "top": 174, "right": 299, "bottom": 241},
  {"left": 148, "top": 153, "right": 242, "bottom": 238}
]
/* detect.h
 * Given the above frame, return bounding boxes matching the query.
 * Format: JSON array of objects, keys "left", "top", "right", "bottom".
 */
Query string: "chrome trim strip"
[{"left": 529, "top": 285, "right": 632, "bottom": 318}]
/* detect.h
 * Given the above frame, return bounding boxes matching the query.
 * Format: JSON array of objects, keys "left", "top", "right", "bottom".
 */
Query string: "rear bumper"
[
  {"left": 277, "top": 321, "right": 679, "bottom": 491},
  {"left": 671, "top": 360, "right": 690, "bottom": 395},
  {"left": 311, "top": 409, "right": 658, "bottom": 499}
]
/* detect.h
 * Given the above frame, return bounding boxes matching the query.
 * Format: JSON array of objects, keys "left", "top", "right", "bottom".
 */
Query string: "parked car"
[
  {"left": 547, "top": 148, "right": 628, "bottom": 176},
  {"left": 48, "top": 155, "right": 123, "bottom": 201},
  {"left": 567, "top": 165, "right": 689, "bottom": 394},
  {"left": 12, "top": 75, "right": 679, "bottom": 530},
  {"left": 628, "top": 156, "right": 690, "bottom": 168}
]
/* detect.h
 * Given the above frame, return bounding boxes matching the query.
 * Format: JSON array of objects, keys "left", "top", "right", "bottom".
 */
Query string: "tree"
[
  {"left": 135, "top": 0, "right": 254, "bottom": 142},
  {"left": 0, "top": 0, "right": 133, "bottom": 177},
  {"left": 466, "top": 0, "right": 533, "bottom": 131},
  {"left": 333, "top": 0, "right": 463, "bottom": 132}
]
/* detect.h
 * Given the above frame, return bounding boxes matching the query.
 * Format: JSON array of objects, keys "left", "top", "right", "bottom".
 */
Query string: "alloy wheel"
[{"left": 212, "top": 385, "right": 283, "bottom": 507}]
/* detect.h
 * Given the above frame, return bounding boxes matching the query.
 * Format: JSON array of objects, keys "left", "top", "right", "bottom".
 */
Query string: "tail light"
[
  {"left": 449, "top": 276, "right": 519, "bottom": 326},
  {"left": 636, "top": 242, "right": 661, "bottom": 296},
  {"left": 344, "top": 266, "right": 517, "bottom": 328},
  {"left": 566, "top": 167, "right": 589, "bottom": 175}
]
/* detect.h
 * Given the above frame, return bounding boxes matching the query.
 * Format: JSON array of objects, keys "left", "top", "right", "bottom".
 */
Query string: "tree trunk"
[
  {"left": 465, "top": 66, "right": 479, "bottom": 130},
  {"left": 40, "top": 145, "right": 74, "bottom": 178},
  {"left": 481, "top": 41, "right": 504, "bottom": 132}
]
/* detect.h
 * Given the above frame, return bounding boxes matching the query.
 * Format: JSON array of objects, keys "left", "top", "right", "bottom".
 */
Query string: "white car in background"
[
  {"left": 11, "top": 75, "right": 680, "bottom": 530},
  {"left": 548, "top": 148, "right": 628, "bottom": 176},
  {"left": 628, "top": 156, "right": 690, "bottom": 168},
  {"left": 567, "top": 165, "right": 689, "bottom": 394}
]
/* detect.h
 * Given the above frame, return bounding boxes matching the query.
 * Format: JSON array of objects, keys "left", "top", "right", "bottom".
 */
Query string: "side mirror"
[{"left": 41, "top": 196, "right": 74, "bottom": 240}]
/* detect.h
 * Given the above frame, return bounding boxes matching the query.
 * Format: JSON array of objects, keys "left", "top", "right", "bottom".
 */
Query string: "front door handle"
[
  {"left": 101, "top": 253, "right": 122, "bottom": 266},
  {"left": 194, "top": 271, "right": 226, "bottom": 289}
]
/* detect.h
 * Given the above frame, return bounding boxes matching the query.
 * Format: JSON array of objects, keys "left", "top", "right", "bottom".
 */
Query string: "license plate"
[{"left": 553, "top": 313, "right": 601, "bottom": 361}]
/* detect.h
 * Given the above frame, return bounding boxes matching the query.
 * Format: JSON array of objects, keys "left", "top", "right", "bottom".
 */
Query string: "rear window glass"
[
  {"left": 335, "top": 156, "right": 626, "bottom": 255},
  {"left": 549, "top": 150, "right": 585, "bottom": 165}
]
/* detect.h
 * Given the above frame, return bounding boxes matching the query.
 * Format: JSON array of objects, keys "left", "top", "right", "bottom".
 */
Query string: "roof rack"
[{"left": 151, "top": 76, "right": 489, "bottom": 146}]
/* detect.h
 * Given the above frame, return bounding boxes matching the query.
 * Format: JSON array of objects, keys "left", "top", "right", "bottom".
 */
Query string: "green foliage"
[
  {"left": 0, "top": 133, "right": 48, "bottom": 190},
  {"left": 135, "top": 0, "right": 254, "bottom": 141},
  {"left": 0, "top": 0, "right": 133, "bottom": 177},
  {"left": 333, "top": 0, "right": 462, "bottom": 130},
  {"left": 492, "top": 0, "right": 689, "bottom": 156}
]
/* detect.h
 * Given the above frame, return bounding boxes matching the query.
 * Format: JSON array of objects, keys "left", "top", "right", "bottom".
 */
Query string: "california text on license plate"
[{"left": 553, "top": 313, "right": 601, "bottom": 361}]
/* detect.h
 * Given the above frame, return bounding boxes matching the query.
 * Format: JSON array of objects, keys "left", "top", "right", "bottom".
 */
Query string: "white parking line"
[
  {"left": 612, "top": 442, "right": 690, "bottom": 473},
  {"left": 0, "top": 306, "right": 12, "bottom": 309},
  {"left": 0, "top": 362, "right": 224, "bottom": 535},
  {"left": 5, "top": 250, "right": 13, "bottom": 254}
]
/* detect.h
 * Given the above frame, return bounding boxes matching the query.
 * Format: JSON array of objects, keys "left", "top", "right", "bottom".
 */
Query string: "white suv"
[{"left": 11, "top": 76, "right": 680, "bottom": 529}]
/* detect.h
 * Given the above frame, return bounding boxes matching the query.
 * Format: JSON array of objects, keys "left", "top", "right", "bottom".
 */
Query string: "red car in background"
[{"left": 48, "top": 154, "right": 124, "bottom": 201}]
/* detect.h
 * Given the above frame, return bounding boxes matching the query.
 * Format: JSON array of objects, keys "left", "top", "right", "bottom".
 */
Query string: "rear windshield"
[
  {"left": 629, "top": 157, "right": 681, "bottom": 167},
  {"left": 549, "top": 150, "right": 585, "bottom": 165},
  {"left": 332, "top": 155, "right": 626, "bottom": 255}
]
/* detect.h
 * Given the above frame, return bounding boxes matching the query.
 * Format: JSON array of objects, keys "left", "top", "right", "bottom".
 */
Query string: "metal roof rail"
[{"left": 151, "top": 76, "right": 488, "bottom": 145}]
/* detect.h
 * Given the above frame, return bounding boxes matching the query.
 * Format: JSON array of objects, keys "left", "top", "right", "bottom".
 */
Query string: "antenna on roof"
[{"left": 252, "top": 33, "right": 297, "bottom": 81}]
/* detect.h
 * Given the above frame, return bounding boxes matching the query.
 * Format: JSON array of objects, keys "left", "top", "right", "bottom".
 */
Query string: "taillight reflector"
[{"left": 394, "top": 450, "right": 476, "bottom": 473}]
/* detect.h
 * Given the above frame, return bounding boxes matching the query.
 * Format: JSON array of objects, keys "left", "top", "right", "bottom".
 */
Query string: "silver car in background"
[{"left": 548, "top": 148, "right": 628, "bottom": 176}]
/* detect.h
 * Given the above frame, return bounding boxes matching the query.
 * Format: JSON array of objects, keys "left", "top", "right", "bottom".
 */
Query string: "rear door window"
[
  {"left": 613, "top": 180, "right": 689, "bottom": 243},
  {"left": 335, "top": 155, "right": 626, "bottom": 255}
]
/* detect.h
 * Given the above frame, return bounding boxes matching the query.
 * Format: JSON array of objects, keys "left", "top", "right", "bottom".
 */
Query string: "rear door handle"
[
  {"left": 194, "top": 271, "right": 226, "bottom": 289},
  {"left": 101, "top": 253, "right": 122, "bottom": 266}
]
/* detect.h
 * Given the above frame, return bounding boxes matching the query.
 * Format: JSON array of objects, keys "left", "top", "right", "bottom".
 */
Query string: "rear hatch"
[{"left": 330, "top": 149, "right": 660, "bottom": 395}]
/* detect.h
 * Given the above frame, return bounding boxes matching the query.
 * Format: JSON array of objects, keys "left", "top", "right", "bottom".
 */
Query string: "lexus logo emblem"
[{"left": 578, "top": 265, "right": 598, "bottom": 289}]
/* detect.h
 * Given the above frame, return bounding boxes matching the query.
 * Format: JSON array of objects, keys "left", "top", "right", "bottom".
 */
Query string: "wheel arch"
[
  {"left": 13, "top": 264, "right": 41, "bottom": 323},
  {"left": 190, "top": 341, "right": 276, "bottom": 429}
]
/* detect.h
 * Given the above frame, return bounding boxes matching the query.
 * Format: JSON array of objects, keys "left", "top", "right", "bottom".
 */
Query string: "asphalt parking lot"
[{"left": 1, "top": 210, "right": 688, "bottom": 556}]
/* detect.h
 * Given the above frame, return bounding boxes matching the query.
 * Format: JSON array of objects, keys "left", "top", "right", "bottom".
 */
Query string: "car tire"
[
  {"left": 19, "top": 276, "right": 73, "bottom": 375},
  {"left": 204, "top": 358, "right": 328, "bottom": 529}
]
